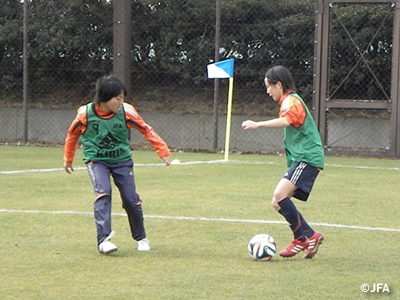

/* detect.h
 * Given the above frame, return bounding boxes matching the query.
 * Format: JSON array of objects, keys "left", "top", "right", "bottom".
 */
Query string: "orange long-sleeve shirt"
[
  {"left": 64, "top": 102, "right": 170, "bottom": 164},
  {"left": 278, "top": 91, "right": 306, "bottom": 128}
]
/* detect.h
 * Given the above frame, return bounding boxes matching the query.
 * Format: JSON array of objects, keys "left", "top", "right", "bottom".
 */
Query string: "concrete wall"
[
  {"left": 0, "top": 107, "right": 391, "bottom": 152},
  {"left": 0, "top": 107, "right": 284, "bottom": 152}
]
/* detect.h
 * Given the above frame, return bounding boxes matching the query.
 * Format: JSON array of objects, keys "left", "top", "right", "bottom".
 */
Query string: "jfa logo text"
[{"left": 360, "top": 283, "right": 390, "bottom": 293}]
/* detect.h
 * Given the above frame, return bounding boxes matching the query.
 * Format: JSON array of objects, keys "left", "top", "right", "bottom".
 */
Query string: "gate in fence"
[{"left": 314, "top": 0, "right": 400, "bottom": 157}]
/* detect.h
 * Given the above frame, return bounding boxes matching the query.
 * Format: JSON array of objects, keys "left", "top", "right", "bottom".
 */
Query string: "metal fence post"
[
  {"left": 22, "top": 0, "right": 29, "bottom": 143},
  {"left": 113, "top": 0, "right": 131, "bottom": 101},
  {"left": 393, "top": 1, "right": 400, "bottom": 158},
  {"left": 213, "top": 0, "right": 221, "bottom": 150}
]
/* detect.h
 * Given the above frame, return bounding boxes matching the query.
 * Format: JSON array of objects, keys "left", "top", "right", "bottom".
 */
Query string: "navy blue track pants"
[{"left": 86, "top": 159, "right": 146, "bottom": 244}]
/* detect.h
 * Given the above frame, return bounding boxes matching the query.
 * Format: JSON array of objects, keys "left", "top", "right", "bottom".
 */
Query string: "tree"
[{"left": 0, "top": 0, "right": 395, "bottom": 108}]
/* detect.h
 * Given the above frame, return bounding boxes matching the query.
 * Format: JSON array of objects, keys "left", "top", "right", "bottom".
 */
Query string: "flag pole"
[
  {"left": 206, "top": 58, "right": 234, "bottom": 161},
  {"left": 224, "top": 77, "right": 234, "bottom": 161}
]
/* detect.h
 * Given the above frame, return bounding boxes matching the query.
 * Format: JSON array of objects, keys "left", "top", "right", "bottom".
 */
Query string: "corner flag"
[
  {"left": 207, "top": 58, "right": 235, "bottom": 161},
  {"left": 207, "top": 58, "right": 234, "bottom": 78}
]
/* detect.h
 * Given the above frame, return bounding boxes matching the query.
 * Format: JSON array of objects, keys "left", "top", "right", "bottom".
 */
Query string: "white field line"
[
  {"left": 1, "top": 161, "right": 399, "bottom": 233},
  {"left": 0, "top": 209, "right": 399, "bottom": 233},
  {"left": 1, "top": 159, "right": 399, "bottom": 175},
  {"left": 0, "top": 160, "right": 227, "bottom": 174},
  {"left": 324, "top": 164, "right": 400, "bottom": 171}
]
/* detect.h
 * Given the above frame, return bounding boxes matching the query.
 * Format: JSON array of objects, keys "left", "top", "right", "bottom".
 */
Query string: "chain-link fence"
[
  {"left": 315, "top": 1, "right": 398, "bottom": 157},
  {"left": 1, "top": 0, "right": 399, "bottom": 157},
  {"left": 1, "top": 0, "right": 114, "bottom": 145}
]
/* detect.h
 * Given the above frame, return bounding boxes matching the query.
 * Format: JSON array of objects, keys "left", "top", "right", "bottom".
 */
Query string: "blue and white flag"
[{"left": 207, "top": 58, "right": 234, "bottom": 79}]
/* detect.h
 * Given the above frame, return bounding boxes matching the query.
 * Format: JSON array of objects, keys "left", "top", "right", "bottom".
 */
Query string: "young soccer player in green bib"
[
  {"left": 64, "top": 75, "right": 171, "bottom": 254},
  {"left": 242, "top": 66, "right": 324, "bottom": 259}
]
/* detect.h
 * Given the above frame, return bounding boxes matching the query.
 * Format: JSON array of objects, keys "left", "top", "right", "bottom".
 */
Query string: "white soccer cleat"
[
  {"left": 137, "top": 239, "right": 150, "bottom": 251},
  {"left": 98, "top": 231, "right": 117, "bottom": 254}
]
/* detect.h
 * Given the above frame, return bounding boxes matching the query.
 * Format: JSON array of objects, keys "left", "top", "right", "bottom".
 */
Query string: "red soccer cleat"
[
  {"left": 303, "top": 231, "right": 324, "bottom": 259},
  {"left": 279, "top": 238, "right": 309, "bottom": 258}
]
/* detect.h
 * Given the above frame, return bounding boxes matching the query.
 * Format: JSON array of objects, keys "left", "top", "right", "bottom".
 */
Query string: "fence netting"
[
  {"left": 323, "top": 2, "right": 394, "bottom": 154},
  {"left": 0, "top": 0, "right": 396, "bottom": 156}
]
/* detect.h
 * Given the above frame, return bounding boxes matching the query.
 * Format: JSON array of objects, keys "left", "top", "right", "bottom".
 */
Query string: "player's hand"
[
  {"left": 64, "top": 161, "right": 74, "bottom": 174},
  {"left": 241, "top": 120, "right": 258, "bottom": 130},
  {"left": 162, "top": 156, "right": 171, "bottom": 166}
]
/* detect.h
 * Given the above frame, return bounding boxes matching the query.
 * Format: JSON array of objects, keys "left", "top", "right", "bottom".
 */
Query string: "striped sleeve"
[
  {"left": 63, "top": 105, "right": 87, "bottom": 164},
  {"left": 123, "top": 103, "right": 170, "bottom": 158},
  {"left": 279, "top": 95, "right": 306, "bottom": 128}
]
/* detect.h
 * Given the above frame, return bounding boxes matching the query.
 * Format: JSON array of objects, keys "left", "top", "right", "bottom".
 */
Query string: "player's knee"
[
  {"left": 95, "top": 192, "right": 110, "bottom": 201},
  {"left": 270, "top": 197, "right": 280, "bottom": 211},
  {"left": 122, "top": 195, "right": 142, "bottom": 209}
]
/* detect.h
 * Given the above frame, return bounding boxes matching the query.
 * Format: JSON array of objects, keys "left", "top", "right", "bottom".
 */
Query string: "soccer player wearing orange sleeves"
[
  {"left": 242, "top": 66, "right": 324, "bottom": 259},
  {"left": 63, "top": 75, "right": 171, "bottom": 254}
]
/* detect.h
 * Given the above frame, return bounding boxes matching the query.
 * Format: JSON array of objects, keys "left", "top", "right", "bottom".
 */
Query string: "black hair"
[
  {"left": 265, "top": 66, "right": 296, "bottom": 93},
  {"left": 94, "top": 75, "right": 127, "bottom": 104}
]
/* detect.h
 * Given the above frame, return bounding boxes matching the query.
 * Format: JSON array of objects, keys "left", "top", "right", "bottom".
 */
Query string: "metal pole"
[
  {"left": 113, "top": 0, "right": 131, "bottom": 101},
  {"left": 22, "top": 0, "right": 29, "bottom": 143},
  {"left": 213, "top": 0, "right": 221, "bottom": 149},
  {"left": 392, "top": 1, "right": 400, "bottom": 158},
  {"left": 313, "top": 0, "right": 324, "bottom": 128}
]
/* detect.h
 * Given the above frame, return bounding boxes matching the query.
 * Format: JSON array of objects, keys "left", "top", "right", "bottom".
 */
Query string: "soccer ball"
[{"left": 248, "top": 234, "right": 277, "bottom": 261}]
